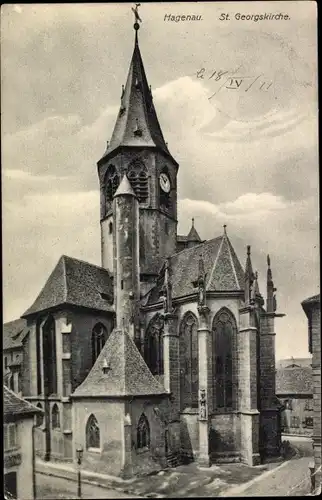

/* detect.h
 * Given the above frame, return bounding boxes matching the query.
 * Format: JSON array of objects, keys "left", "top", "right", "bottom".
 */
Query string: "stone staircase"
[{"left": 166, "top": 452, "right": 181, "bottom": 468}]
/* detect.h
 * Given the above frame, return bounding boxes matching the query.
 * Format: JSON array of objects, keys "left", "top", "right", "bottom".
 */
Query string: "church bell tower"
[{"left": 97, "top": 10, "right": 179, "bottom": 289}]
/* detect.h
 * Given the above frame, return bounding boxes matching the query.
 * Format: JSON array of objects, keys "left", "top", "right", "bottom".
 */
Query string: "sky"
[{"left": 2, "top": 2, "right": 319, "bottom": 360}]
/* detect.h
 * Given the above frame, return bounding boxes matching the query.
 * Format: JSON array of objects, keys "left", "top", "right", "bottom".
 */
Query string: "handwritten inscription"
[{"left": 196, "top": 68, "right": 273, "bottom": 100}]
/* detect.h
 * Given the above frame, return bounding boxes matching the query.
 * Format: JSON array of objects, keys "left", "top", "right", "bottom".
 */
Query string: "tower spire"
[{"left": 132, "top": 3, "right": 142, "bottom": 45}]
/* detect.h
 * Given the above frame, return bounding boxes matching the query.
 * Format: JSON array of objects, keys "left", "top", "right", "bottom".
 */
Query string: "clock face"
[{"left": 159, "top": 173, "right": 171, "bottom": 193}]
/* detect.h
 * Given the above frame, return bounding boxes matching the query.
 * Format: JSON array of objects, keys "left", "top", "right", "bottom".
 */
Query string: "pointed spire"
[
  {"left": 244, "top": 245, "right": 255, "bottom": 306},
  {"left": 266, "top": 254, "right": 276, "bottom": 312},
  {"left": 98, "top": 5, "right": 177, "bottom": 167},
  {"left": 114, "top": 174, "right": 137, "bottom": 198},
  {"left": 187, "top": 218, "right": 201, "bottom": 245}
]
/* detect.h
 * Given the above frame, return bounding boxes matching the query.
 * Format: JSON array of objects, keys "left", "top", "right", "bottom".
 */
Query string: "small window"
[
  {"left": 137, "top": 414, "right": 150, "bottom": 450},
  {"left": 4, "top": 423, "right": 18, "bottom": 451},
  {"left": 52, "top": 404, "right": 60, "bottom": 430},
  {"left": 86, "top": 414, "right": 100, "bottom": 450},
  {"left": 5, "top": 357, "right": 8, "bottom": 369},
  {"left": 121, "top": 280, "right": 124, "bottom": 290},
  {"left": 304, "top": 399, "right": 313, "bottom": 411},
  {"left": 291, "top": 415, "right": 300, "bottom": 428},
  {"left": 304, "top": 416, "right": 313, "bottom": 428},
  {"left": 109, "top": 222, "right": 113, "bottom": 234}
]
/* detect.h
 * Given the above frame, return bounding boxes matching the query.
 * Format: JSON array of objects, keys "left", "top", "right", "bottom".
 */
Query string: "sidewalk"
[{"left": 36, "top": 457, "right": 286, "bottom": 498}]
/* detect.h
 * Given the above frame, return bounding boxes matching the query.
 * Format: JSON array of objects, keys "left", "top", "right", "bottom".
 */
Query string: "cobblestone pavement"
[{"left": 36, "top": 473, "right": 140, "bottom": 499}]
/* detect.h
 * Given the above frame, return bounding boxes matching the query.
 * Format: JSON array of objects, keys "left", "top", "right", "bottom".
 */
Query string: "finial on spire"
[
  {"left": 132, "top": 4, "right": 142, "bottom": 41},
  {"left": 192, "top": 217, "right": 195, "bottom": 227},
  {"left": 247, "top": 245, "right": 251, "bottom": 256},
  {"left": 267, "top": 254, "right": 271, "bottom": 268},
  {"left": 223, "top": 224, "right": 227, "bottom": 234}
]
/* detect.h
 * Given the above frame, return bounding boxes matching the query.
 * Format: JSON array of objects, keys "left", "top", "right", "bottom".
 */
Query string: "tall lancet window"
[
  {"left": 212, "top": 308, "right": 237, "bottom": 410},
  {"left": 42, "top": 316, "right": 57, "bottom": 396},
  {"left": 144, "top": 314, "right": 164, "bottom": 376},
  {"left": 91, "top": 323, "right": 108, "bottom": 365},
  {"left": 105, "top": 165, "right": 119, "bottom": 213},
  {"left": 179, "top": 312, "right": 199, "bottom": 410},
  {"left": 127, "top": 161, "right": 148, "bottom": 202},
  {"left": 86, "top": 414, "right": 100, "bottom": 450}
]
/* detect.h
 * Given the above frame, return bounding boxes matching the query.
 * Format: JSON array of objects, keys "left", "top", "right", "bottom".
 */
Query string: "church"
[{"left": 8, "top": 11, "right": 285, "bottom": 478}]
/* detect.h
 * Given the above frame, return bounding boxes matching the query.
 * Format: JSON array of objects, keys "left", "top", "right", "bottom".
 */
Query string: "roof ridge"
[
  {"left": 225, "top": 235, "right": 240, "bottom": 289},
  {"left": 61, "top": 255, "right": 110, "bottom": 273},
  {"left": 62, "top": 254, "right": 68, "bottom": 303},
  {"left": 206, "top": 235, "right": 225, "bottom": 290}
]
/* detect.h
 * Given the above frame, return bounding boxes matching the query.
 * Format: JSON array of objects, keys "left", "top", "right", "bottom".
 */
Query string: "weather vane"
[{"left": 132, "top": 3, "right": 142, "bottom": 25}]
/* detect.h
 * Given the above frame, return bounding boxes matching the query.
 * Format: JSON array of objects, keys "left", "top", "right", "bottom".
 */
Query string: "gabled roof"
[
  {"left": 72, "top": 328, "right": 167, "bottom": 398},
  {"left": 147, "top": 233, "right": 245, "bottom": 305},
  {"left": 98, "top": 30, "right": 177, "bottom": 166},
  {"left": 3, "top": 318, "right": 28, "bottom": 350},
  {"left": 276, "top": 358, "right": 312, "bottom": 369},
  {"left": 276, "top": 366, "right": 312, "bottom": 395},
  {"left": 4, "top": 386, "right": 42, "bottom": 420},
  {"left": 22, "top": 256, "right": 114, "bottom": 318},
  {"left": 187, "top": 224, "right": 201, "bottom": 243}
]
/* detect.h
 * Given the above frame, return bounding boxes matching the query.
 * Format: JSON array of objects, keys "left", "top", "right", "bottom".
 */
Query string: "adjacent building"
[
  {"left": 3, "top": 319, "right": 28, "bottom": 394},
  {"left": 4, "top": 386, "right": 42, "bottom": 499},
  {"left": 6, "top": 14, "right": 285, "bottom": 478},
  {"left": 302, "top": 294, "right": 321, "bottom": 490},
  {"left": 276, "top": 358, "right": 313, "bottom": 436}
]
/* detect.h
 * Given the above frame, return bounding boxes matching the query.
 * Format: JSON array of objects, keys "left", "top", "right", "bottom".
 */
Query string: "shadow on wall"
[{"left": 180, "top": 420, "right": 194, "bottom": 464}]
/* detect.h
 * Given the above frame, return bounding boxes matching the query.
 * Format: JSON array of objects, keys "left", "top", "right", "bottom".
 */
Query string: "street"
[{"left": 36, "top": 473, "right": 140, "bottom": 499}]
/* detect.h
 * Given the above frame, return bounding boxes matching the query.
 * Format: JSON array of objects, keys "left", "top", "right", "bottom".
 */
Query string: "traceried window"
[
  {"left": 86, "top": 414, "right": 100, "bottom": 450},
  {"left": 42, "top": 316, "right": 57, "bottom": 396},
  {"left": 137, "top": 414, "right": 150, "bottom": 449},
  {"left": 127, "top": 161, "right": 148, "bottom": 202},
  {"left": 92, "top": 323, "right": 108, "bottom": 365},
  {"left": 52, "top": 404, "right": 60, "bottom": 430},
  {"left": 212, "top": 308, "right": 237, "bottom": 411},
  {"left": 36, "top": 403, "right": 44, "bottom": 427},
  {"left": 105, "top": 165, "right": 119, "bottom": 213},
  {"left": 179, "top": 312, "right": 199, "bottom": 410},
  {"left": 144, "top": 314, "right": 164, "bottom": 376}
]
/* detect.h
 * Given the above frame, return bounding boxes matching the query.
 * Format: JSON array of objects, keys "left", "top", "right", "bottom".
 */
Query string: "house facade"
[{"left": 4, "top": 386, "right": 42, "bottom": 500}]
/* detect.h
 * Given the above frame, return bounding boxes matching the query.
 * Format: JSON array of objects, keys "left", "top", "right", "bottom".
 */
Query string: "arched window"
[
  {"left": 52, "top": 404, "right": 60, "bottom": 430},
  {"left": 36, "top": 403, "right": 44, "bottom": 427},
  {"left": 105, "top": 165, "right": 119, "bottom": 213},
  {"left": 86, "top": 414, "right": 100, "bottom": 449},
  {"left": 9, "top": 375, "right": 14, "bottom": 392},
  {"left": 212, "top": 308, "right": 237, "bottom": 410},
  {"left": 179, "top": 312, "right": 199, "bottom": 410},
  {"left": 109, "top": 221, "right": 113, "bottom": 234},
  {"left": 42, "top": 316, "right": 57, "bottom": 396},
  {"left": 127, "top": 161, "right": 148, "bottom": 203},
  {"left": 144, "top": 314, "right": 164, "bottom": 376},
  {"left": 137, "top": 414, "right": 150, "bottom": 449},
  {"left": 92, "top": 323, "right": 108, "bottom": 365}
]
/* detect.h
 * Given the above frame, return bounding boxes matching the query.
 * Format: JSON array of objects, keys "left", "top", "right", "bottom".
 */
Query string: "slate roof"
[
  {"left": 4, "top": 386, "right": 42, "bottom": 420},
  {"left": 147, "top": 233, "right": 245, "bottom": 305},
  {"left": 3, "top": 319, "right": 28, "bottom": 350},
  {"left": 302, "top": 293, "right": 320, "bottom": 315},
  {"left": 22, "top": 256, "right": 114, "bottom": 318},
  {"left": 72, "top": 328, "right": 167, "bottom": 398},
  {"left": 276, "top": 358, "right": 312, "bottom": 369},
  {"left": 276, "top": 366, "right": 313, "bottom": 395},
  {"left": 98, "top": 30, "right": 177, "bottom": 166},
  {"left": 187, "top": 225, "right": 201, "bottom": 243}
]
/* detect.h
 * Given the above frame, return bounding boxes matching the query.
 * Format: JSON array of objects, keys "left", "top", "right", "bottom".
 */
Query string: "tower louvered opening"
[{"left": 127, "top": 162, "right": 148, "bottom": 203}]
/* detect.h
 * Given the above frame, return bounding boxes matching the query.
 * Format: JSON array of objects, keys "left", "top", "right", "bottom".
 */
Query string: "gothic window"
[
  {"left": 52, "top": 404, "right": 60, "bottom": 430},
  {"left": 36, "top": 403, "right": 43, "bottom": 427},
  {"left": 137, "top": 414, "right": 150, "bottom": 449},
  {"left": 105, "top": 165, "right": 119, "bottom": 213},
  {"left": 42, "top": 316, "right": 57, "bottom": 396},
  {"left": 179, "top": 312, "right": 199, "bottom": 410},
  {"left": 144, "top": 314, "right": 164, "bottom": 376},
  {"left": 4, "top": 356, "right": 8, "bottom": 369},
  {"left": 127, "top": 161, "right": 148, "bottom": 202},
  {"left": 9, "top": 375, "right": 14, "bottom": 392},
  {"left": 212, "top": 308, "right": 237, "bottom": 410},
  {"left": 92, "top": 323, "right": 108, "bottom": 365},
  {"left": 109, "top": 221, "right": 113, "bottom": 234},
  {"left": 86, "top": 414, "right": 100, "bottom": 449}
]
